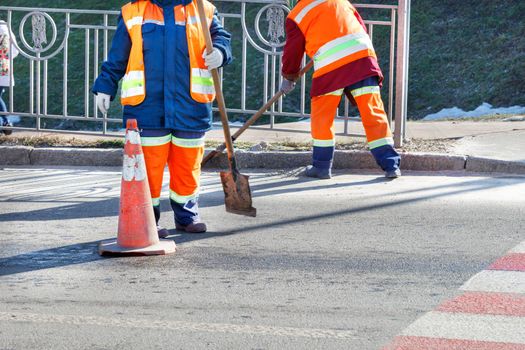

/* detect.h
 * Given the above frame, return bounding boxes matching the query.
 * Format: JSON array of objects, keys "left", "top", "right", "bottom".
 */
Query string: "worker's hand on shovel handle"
[
  {"left": 203, "top": 48, "right": 224, "bottom": 70},
  {"left": 280, "top": 79, "right": 296, "bottom": 95}
]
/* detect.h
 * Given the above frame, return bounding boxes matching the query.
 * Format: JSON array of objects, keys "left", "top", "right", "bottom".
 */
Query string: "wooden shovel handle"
[
  {"left": 195, "top": 0, "right": 236, "bottom": 164},
  {"left": 232, "top": 60, "right": 314, "bottom": 140},
  {"left": 201, "top": 60, "right": 314, "bottom": 166}
]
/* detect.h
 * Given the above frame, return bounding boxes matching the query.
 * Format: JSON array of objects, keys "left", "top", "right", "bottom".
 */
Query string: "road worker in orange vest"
[
  {"left": 280, "top": 0, "right": 401, "bottom": 179},
  {"left": 93, "top": 0, "right": 232, "bottom": 234}
]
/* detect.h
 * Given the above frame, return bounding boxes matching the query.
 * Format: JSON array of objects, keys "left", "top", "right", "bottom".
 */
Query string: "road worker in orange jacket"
[
  {"left": 280, "top": 0, "right": 401, "bottom": 179},
  {"left": 93, "top": 0, "right": 232, "bottom": 234}
]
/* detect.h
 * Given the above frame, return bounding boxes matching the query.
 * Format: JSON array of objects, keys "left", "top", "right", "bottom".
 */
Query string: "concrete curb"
[
  {"left": 465, "top": 156, "right": 525, "bottom": 175},
  {"left": 0, "top": 146, "right": 32, "bottom": 165},
  {"left": 196, "top": 150, "right": 470, "bottom": 172},
  {"left": 0, "top": 146, "right": 524, "bottom": 175},
  {"left": 30, "top": 148, "right": 123, "bottom": 166}
]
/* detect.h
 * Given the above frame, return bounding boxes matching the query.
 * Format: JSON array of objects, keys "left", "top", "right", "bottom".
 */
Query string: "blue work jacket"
[{"left": 92, "top": 0, "right": 232, "bottom": 131}]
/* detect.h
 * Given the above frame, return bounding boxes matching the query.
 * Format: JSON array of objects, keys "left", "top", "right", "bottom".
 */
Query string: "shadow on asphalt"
[
  {"left": 0, "top": 197, "right": 121, "bottom": 222},
  {"left": 169, "top": 176, "right": 516, "bottom": 245},
  {"left": 0, "top": 175, "right": 517, "bottom": 277},
  {"left": 0, "top": 175, "right": 386, "bottom": 222},
  {"left": 0, "top": 240, "right": 101, "bottom": 277}
]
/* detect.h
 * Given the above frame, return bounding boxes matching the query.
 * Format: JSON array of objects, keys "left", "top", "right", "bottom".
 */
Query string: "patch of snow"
[
  {"left": 503, "top": 116, "right": 525, "bottom": 122},
  {"left": 423, "top": 103, "right": 525, "bottom": 121}
]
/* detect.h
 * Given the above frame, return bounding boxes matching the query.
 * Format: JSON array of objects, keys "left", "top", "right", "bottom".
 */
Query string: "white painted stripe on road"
[
  {"left": 0, "top": 311, "right": 358, "bottom": 340},
  {"left": 0, "top": 170, "right": 75, "bottom": 183},
  {"left": 461, "top": 270, "right": 525, "bottom": 294},
  {"left": 0, "top": 174, "right": 109, "bottom": 192},
  {"left": 510, "top": 241, "right": 525, "bottom": 254},
  {"left": 401, "top": 311, "right": 525, "bottom": 344},
  {"left": 4, "top": 178, "right": 121, "bottom": 197}
]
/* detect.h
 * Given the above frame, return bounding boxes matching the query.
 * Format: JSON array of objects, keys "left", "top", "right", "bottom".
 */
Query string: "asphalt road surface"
[{"left": 0, "top": 166, "right": 524, "bottom": 349}]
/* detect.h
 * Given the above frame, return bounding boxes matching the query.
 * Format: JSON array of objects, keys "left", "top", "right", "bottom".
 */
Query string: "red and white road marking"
[{"left": 384, "top": 240, "right": 525, "bottom": 350}]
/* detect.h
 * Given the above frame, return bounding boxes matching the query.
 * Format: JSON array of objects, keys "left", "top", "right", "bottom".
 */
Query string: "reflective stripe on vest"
[
  {"left": 186, "top": 15, "right": 200, "bottom": 25},
  {"left": 121, "top": 2, "right": 148, "bottom": 106},
  {"left": 121, "top": 70, "right": 145, "bottom": 99},
  {"left": 294, "top": 0, "right": 326, "bottom": 24},
  {"left": 126, "top": 16, "right": 143, "bottom": 29},
  {"left": 314, "top": 32, "right": 374, "bottom": 71},
  {"left": 191, "top": 68, "right": 215, "bottom": 95},
  {"left": 288, "top": 0, "right": 375, "bottom": 78},
  {"left": 368, "top": 137, "right": 394, "bottom": 150},
  {"left": 185, "top": 3, "right": 216, "bottom": 103},
  {"left": 151, "top": 197, "right": 161, "bottom": 206},
  {"left": 143, "top": 19, "right": 164, "bottom": 26}
]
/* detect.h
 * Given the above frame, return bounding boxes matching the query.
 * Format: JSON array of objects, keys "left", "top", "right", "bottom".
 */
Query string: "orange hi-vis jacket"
[
  {"left": 288, "top": 0, "right": 376, "bottom": 78},
  {"left": 120, "top": 0, "right": 216, "bottom": 106},
  {"left": 283, "top": 0, "right": 382, "bottom": 97}
]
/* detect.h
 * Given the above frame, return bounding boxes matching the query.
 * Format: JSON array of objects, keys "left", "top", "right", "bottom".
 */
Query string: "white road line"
[
  {"left": 401, "top": 311, "right": 525, "bottom": 344},
  {"left": 461, "top": 270, "right": 525, "bottom": 294},
  {"left": 0, "top": 311, "right": 358, "bottom": 340},
  {"left": 0, "top": 173, "right": 101, "bottom": 189},
  {"left": 3, "top": 178, "right": 121, "bottom": 197},
  {"left": 0, "top": 170, "right": 225, "bottom": 202}
]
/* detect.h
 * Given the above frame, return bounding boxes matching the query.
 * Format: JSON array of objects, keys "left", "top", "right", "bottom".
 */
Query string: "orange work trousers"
[
  {"left": 140, "top": 129, "right": 204, "bottom": 226},
  {"left": 310, "top": 76, "right": 400, "bottom": 171}
]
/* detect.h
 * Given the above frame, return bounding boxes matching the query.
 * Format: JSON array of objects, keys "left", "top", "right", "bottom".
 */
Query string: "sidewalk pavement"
[
  {"left": 205, "top": 120, "right": 525, "bottom": 163},
  {"left": 1, "top": 120, "right": 525, "bottom": 173}
]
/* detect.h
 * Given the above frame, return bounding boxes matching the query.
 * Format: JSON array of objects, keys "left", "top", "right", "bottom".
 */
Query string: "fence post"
[{"left": 394, "top": 0, "right": 410, "bottom": 148}]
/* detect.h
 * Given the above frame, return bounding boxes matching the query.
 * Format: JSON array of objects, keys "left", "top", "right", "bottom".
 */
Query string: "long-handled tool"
[
  {"left": 196, "top": 0, "right": 256, "bottom": 217},
  {"left": 201, "top": 60, "right": 314, "bottom": 167}
]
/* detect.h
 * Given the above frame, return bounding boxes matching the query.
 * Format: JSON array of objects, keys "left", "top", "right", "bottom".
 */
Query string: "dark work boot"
[
  {"left": 1, "top": 117, "right": 12, "bottom": 136},
  {"left": 304, "top": 165, "right": 332, "bottom": 179},
  {"left": 385, "top": 168, "right": 401, "bottom": 179},
  {"left": 157, "top": 226, "right": 170, "bottom": 238},
  {"left": 176, "top": 221, "right": 207, "bottom": 233}
]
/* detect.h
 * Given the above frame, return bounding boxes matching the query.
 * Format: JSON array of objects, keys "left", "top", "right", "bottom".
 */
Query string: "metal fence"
[{"left": 0, "top": 0, "right": 410, "bottom": 146}]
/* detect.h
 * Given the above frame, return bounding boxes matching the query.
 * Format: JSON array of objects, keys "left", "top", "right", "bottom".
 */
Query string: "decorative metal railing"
[{"left": 0, "top": 0, "right": 409, "bottom": 146}]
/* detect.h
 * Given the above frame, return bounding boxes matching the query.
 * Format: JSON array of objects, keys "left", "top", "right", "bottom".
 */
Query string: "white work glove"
[
  {"left": 203, "top": 48, "right": 224, "bottom": 70},
  {"left": 280, "top": 79, "right": 296, "bottom": 95},
  {"left": 96, "top": 92, "right": 111, "bottom": 114}
]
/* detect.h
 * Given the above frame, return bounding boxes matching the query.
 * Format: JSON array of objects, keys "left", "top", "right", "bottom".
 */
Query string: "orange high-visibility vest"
[
  {"left": 120, "top": 0, "right": 216, "bottom": 106},
  {"left": 288, "top": 0, "right": 376, "bottom": 79}
]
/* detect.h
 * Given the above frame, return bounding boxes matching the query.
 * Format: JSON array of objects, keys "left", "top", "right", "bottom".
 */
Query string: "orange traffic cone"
[{"left": 99, "top": 119, "right": 176, "bottom": 256}]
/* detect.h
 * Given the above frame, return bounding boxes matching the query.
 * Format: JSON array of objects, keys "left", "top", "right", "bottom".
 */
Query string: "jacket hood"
[{"left": 131, "top": 0, "right": 193, "bottom": 7}]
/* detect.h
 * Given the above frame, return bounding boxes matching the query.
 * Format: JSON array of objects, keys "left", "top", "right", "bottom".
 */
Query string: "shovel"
[
  {"left": 202, "top": 60, "right": 314, "bottom": 166},
  {"left": 196, "top": 0, "right": 256, "bottom": 217}
]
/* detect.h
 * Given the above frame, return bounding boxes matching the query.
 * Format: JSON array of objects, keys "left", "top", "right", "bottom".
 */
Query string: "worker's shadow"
[
  {"left": 0, "top": 174, "right": 387, "bottom": 276},
  {"left": 196, "top": 172, "right": 388, "bottom": 208},
  {"left": 0, "top": 240, "right": 101, "bottom": 277},
  {"left": 163, "top": 174, "right": 518, "bottom": 245},
  {"left": 0, "top": 173, "right": 386, "bottom": 223}
]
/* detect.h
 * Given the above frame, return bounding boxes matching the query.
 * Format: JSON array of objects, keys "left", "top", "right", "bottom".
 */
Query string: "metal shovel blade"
[{"left": 220, "top": 170, "right": 257, "bottom": 217}]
